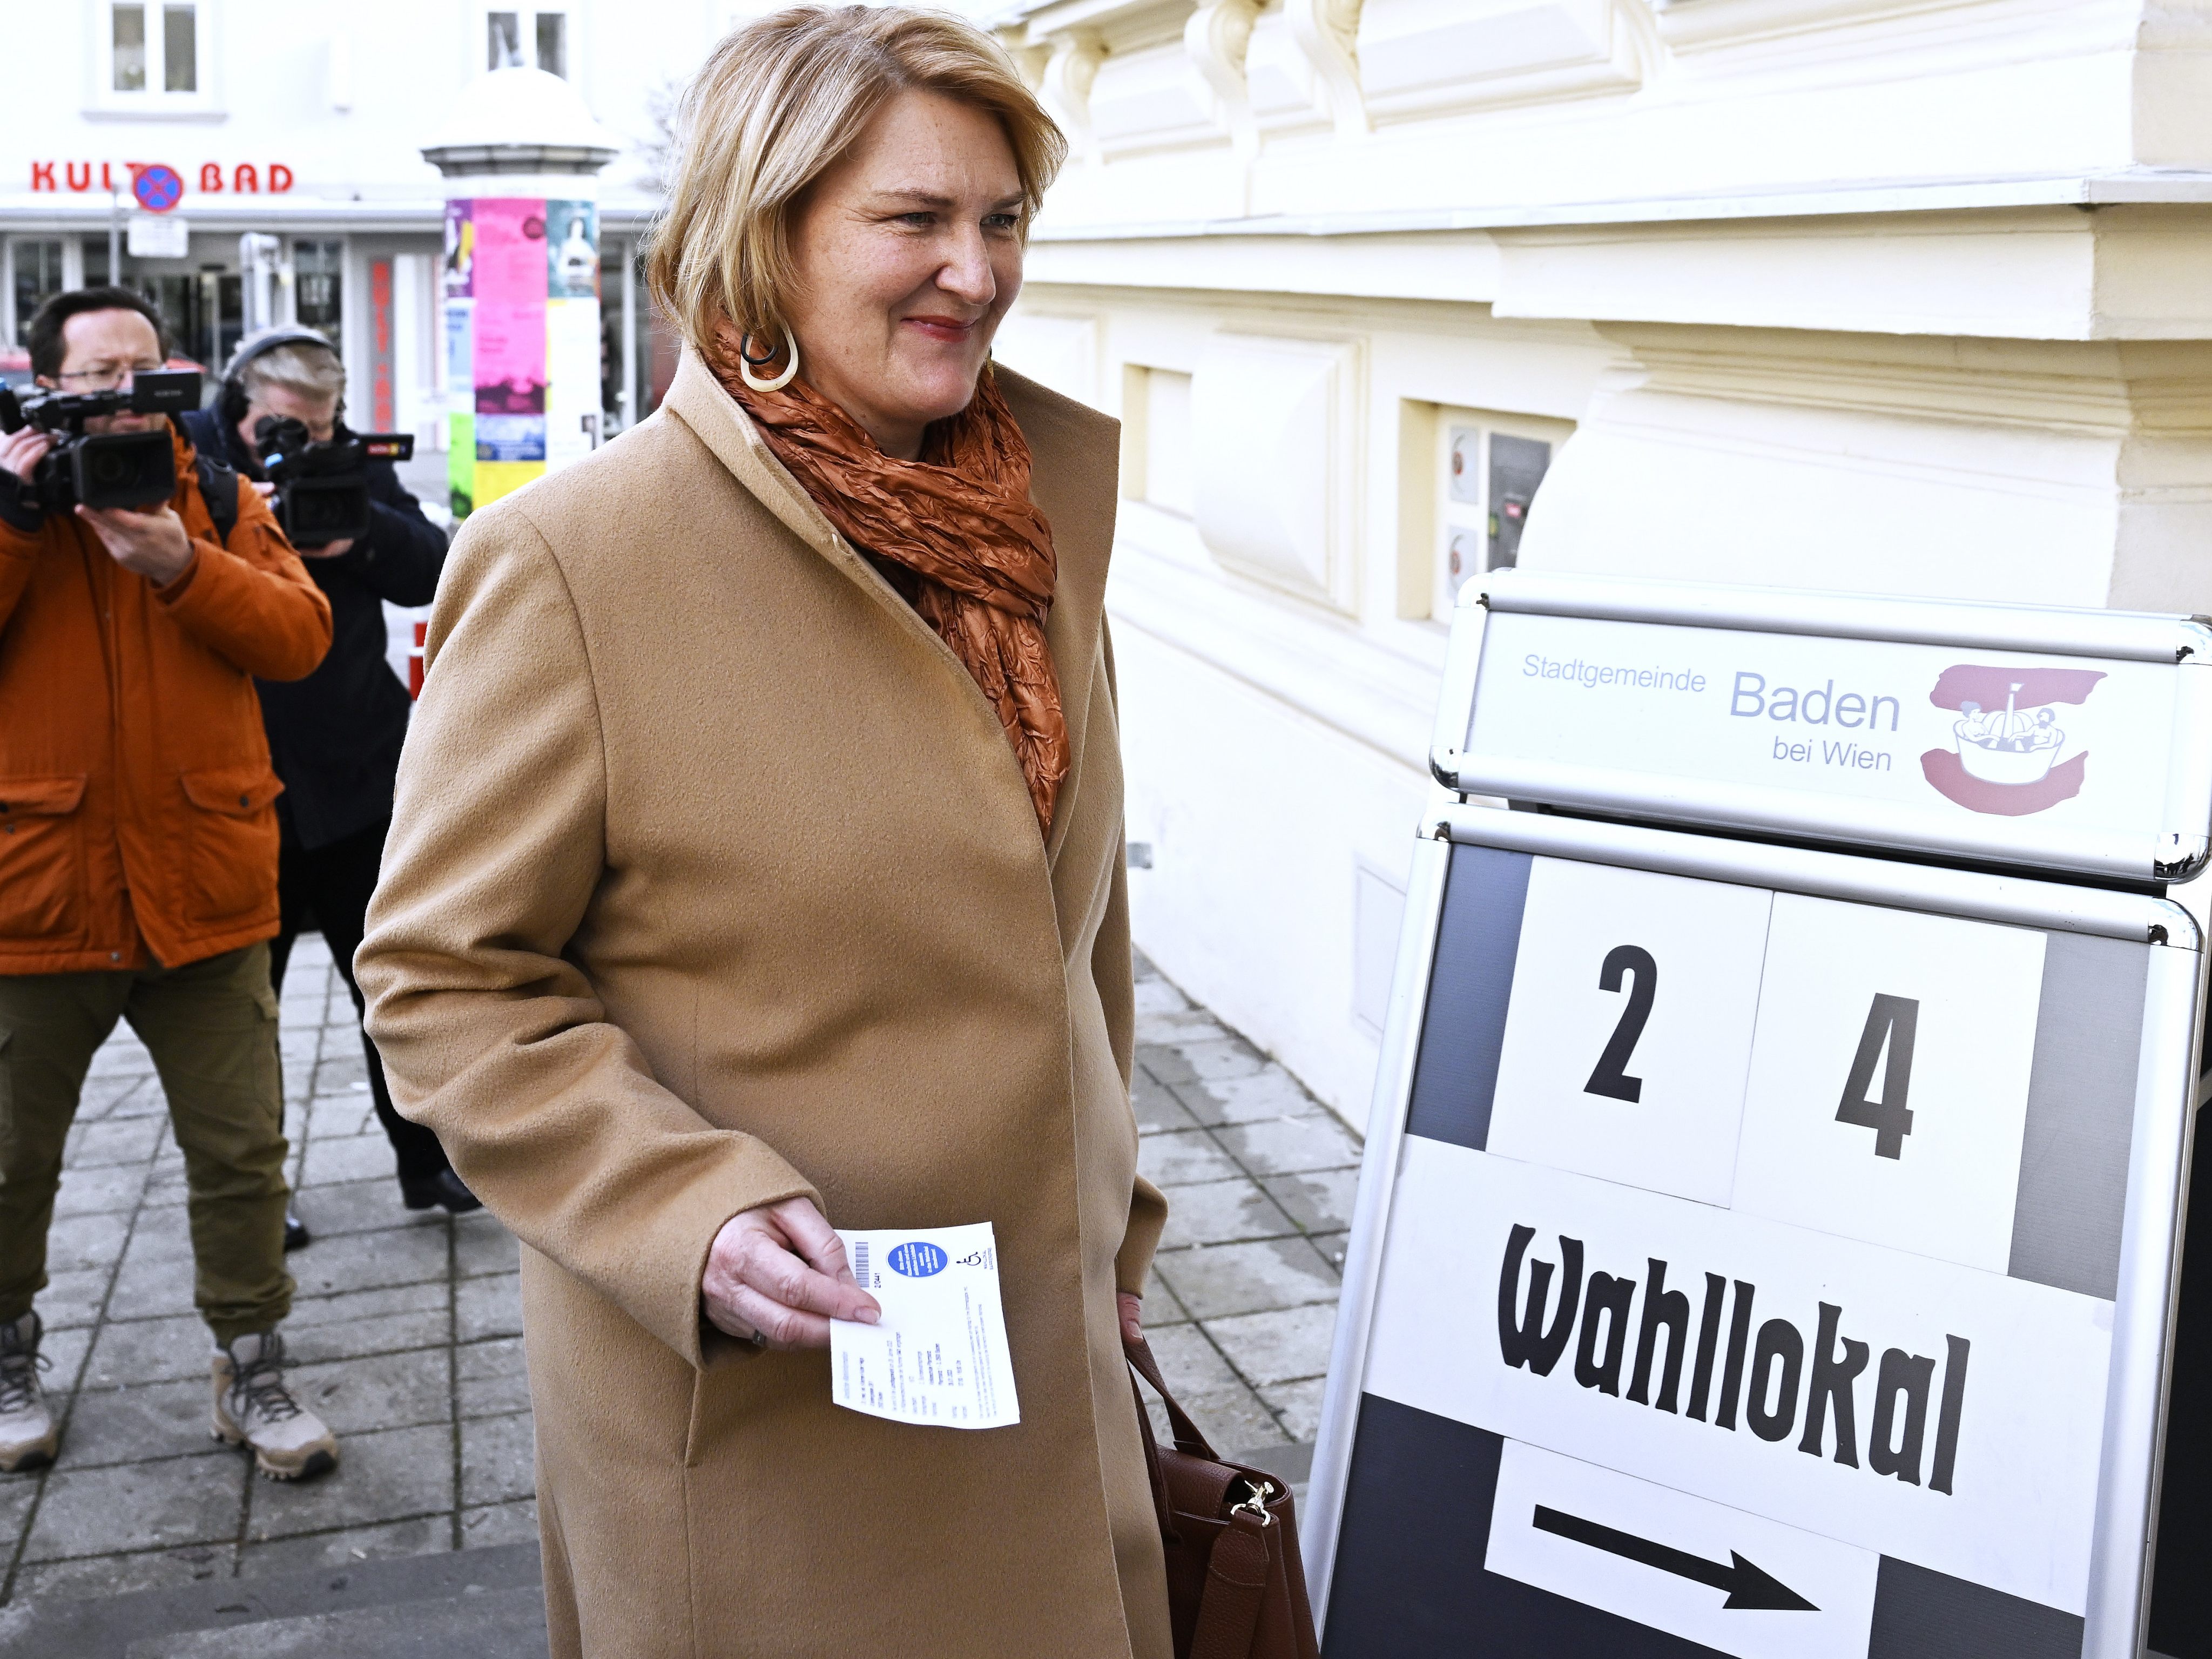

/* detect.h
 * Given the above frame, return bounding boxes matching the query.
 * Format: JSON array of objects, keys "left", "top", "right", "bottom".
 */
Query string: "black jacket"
[{"left": 179, "top": 407, "right": 447, "bottom": 851}]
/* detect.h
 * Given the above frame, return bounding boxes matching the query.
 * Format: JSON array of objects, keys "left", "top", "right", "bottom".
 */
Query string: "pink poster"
[
  {"left": 471, "top": 198, "right": 550, "bottom": 302},
  {"left": 474, "top": 301, "right": 547, "bottom": 415}
]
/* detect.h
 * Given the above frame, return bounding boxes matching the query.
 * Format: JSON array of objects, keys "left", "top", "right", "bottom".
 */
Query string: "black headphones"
[{"left": 218, "top": 327, "right": 347, "bottom": 427}]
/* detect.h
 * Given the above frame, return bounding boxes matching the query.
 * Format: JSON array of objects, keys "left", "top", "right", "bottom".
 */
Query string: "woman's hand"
[
  {"left": 702, "top": 1196, "right": 880, "bottom": 1351},
  {"left": 1118, "top": 1292, "right": 1143, "bottom": 1346}
]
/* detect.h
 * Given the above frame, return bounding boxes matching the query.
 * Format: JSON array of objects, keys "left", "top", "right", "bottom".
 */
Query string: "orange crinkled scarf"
[{"left": 714, "top": 335, "right": 1069, "bottom": 837}]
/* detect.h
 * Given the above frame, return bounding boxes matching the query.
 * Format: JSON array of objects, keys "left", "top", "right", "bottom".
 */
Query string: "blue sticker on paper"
[{"left": 888, "top": 1242, "right": 949, "bottom": 1278}]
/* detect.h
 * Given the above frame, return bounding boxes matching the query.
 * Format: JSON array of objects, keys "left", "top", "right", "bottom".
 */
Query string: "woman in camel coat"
[{"left": 354, "top": 8, "right": 1172, "bottom": 1656}]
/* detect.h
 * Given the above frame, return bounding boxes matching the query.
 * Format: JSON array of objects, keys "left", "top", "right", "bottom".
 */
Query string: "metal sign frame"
[
  {"left": 1301, "top": 804, "right": 2206, "bottom": 1658},
  {"left": 1429, "top": 574, "right": 2212, "bottom": 884}
]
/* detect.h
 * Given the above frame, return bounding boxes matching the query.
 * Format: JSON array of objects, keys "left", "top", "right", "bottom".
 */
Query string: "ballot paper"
[{"left": 830, "top": 1223, "right": 1020, "bottom": 1429}]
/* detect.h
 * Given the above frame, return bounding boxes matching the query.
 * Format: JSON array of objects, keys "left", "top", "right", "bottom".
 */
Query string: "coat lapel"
[{"left": 663, "top": 348, "right": 943, "bottom": 656}]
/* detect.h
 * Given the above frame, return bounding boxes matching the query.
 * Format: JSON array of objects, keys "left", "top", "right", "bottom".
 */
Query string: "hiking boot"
[
  {"left": 0, "top": 1313, "right": 56, "bottom": 1474},
  {"left": 212, "top": 1329, "right": 338, "bottom": 1481}
]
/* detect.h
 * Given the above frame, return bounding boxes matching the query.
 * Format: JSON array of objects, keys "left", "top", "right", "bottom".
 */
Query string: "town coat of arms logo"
[{"left": 1920, "top": 664, "right": 2105, "bottom": 815}]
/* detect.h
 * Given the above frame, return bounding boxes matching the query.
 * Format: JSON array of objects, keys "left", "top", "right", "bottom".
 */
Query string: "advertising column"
[
  {"left": 442, "top": 192, "right": 599, "bottom": 515},
  {"left": 423, "top": 65, "right": 615, "bottom": 520}
]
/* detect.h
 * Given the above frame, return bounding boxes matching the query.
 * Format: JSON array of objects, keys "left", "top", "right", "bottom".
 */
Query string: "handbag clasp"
[{"left": 1229, "top": 1476, "right": 1276, "bottom": 1527}]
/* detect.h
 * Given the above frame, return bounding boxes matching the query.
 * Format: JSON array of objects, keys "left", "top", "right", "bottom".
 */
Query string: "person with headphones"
[{"left": 180, "top": 328, "right": 477, "bottom": 1233}]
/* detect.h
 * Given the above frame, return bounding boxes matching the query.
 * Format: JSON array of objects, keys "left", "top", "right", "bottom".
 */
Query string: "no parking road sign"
[
  {"left": 131, "top": 164, "right": 183, "bottom": 214},
  {"left": 1303, "top": 576, "right": 2212, "bottom": 1659}
]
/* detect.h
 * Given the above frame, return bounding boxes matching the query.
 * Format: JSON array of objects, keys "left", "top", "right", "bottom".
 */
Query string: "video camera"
[
  {"left": 253, "top": 416, "right": 415, "bottom": 549},
  {"left": 0, "top": 370, "right": 200, "bottom": 514}
]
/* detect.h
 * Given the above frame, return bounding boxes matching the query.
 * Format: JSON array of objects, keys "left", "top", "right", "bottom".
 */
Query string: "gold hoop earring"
[{"left": 738, "top": 325, "right": 799, "bottom": 394}]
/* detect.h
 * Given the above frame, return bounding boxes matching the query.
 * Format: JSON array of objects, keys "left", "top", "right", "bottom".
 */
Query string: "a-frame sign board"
[{"left": 1301, "top": 574, "right": 2212, "bottom": 1659}]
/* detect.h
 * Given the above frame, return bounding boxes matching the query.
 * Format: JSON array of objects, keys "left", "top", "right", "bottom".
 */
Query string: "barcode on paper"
[{"left": 853, "top": 1240, "right": 871, "bottom": 1286}]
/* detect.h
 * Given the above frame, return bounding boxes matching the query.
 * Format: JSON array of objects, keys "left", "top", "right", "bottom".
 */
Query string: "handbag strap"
[
  {"left": 1128, "top": 1364, "right": 1179, "bottom": 1543},
  {"left": 1189, "top": 1508, "right": 1273, "bottom": 1659},
  {"left": 1126, "top": 1333, "right": 1222, "bottom": 1460}
]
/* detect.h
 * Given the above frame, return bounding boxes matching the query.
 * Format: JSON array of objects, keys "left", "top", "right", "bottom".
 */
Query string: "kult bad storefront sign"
[
  {"left": 442, "top": 195, "right": 599, "bottom": 514},
  {"left": 1301, "top": 575, "right": 2212, "bottom": 1659}
]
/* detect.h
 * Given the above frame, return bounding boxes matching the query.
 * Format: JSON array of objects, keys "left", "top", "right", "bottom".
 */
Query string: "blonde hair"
[
  {"left": 646, "top": 5, "right": 1064, "bottom": 358},
  {"left": 242, "top": 340, "right": 346, "bottom": 406}
]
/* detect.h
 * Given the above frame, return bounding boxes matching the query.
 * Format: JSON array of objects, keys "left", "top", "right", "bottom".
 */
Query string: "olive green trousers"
[{"left": 0, "top": 943, "right": 294, "bottom": 1343}]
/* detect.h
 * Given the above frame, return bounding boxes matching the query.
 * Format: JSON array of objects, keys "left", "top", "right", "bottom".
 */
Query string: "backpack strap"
[{"left": 197, "top": 454, "right": 241, "bottom": 548}]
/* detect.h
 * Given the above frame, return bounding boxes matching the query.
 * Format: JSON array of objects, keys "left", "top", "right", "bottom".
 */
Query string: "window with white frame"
[
  {"left": 488, "top": 7, "right": 568, "bottom": 76},
  {"left": 92, "top": 0, "right": 217, "bottom": 112}
]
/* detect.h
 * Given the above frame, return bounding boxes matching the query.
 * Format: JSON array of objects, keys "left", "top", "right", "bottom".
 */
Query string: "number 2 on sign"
[
  {"left": 1584, "top": 945, "right": 1656, "bottom": 1103},
  {"left": 1837, "top": 993, "right": 1918, "bottom": 1158}
]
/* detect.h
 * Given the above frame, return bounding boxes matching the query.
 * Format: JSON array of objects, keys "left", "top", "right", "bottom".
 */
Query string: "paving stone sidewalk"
[
  {"left": 0, "top": 938, "right": 1357, "bottom": 1611},
  {"left": 0, "top": 933, "right": 532, "bottom": 1608},
  {"left": 1130, "top": 955, "right": 1361, "bottom": 1464}
]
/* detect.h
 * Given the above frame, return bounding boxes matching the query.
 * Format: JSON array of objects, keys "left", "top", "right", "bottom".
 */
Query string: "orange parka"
[{"left": 0, "top": 424, "right": 332, "bottom": 974}]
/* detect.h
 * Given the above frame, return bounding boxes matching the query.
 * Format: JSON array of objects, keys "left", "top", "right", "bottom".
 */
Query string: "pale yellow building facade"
[{"left": 986, "top": 0, "right": 2212, "bottom": 1126}]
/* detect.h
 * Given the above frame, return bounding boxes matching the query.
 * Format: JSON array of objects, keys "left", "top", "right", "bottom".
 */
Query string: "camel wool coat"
[{"left": 355, "top": 349, "right": 1174, "bottom": 1659}]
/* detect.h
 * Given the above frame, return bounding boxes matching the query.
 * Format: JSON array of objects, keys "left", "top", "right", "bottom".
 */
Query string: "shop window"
[
  {"left": 488, "top": 8, "right": 569, "bottom": 76},
  {"left": 95, "top": 1, "right": 213, "bottom": 112},
  {"left": 294, "top": 240, "right": 343, "bottom": 339},
  {"left": 192, "top": 268, "right": 242, "bottom": 373},
  {"left": 1427, "top": 404, "right": 1573, "bottom": 618},
  {"left": 147, "top": 274, "right": 200, "bottom": 367},
  {"left": 10, "top": 242, "right": 66, "bottom": 350}
]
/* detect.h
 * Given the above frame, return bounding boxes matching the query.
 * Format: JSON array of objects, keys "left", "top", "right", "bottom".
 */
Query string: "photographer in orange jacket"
[{"left": 0, "top": 287, "right": 341, "bottom": 1485}]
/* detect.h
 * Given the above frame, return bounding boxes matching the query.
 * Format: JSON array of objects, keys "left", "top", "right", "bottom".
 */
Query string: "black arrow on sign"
[{"left": 1532, "top": 1506, "right": 1818, "bottom": 1611}]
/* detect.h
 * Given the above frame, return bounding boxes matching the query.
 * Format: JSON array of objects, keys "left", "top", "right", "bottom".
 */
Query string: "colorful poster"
[
  {"left": 472, "top": 198, "right": 550, "bottom": 302},
  {"left": 475, "top": 413, "right": 547, "bottom": 462},
  {"left": 448, "top": 191, "right": 599, "bottom": 517},
  {"left": 444, "top": 295, "right": 475, "bottom": 517},
  {"left": 448, "top": 412, "right": 475, "bottom": 517},
  {"left": 547, "top": 200, "right": 599, "bottom": 300},
  {"left": 475, "top": 461, "right": 542, "bottom": 507},
  {"left": 443, "top": 299, "right": 474, "bottom": 392},
  {"left": 442, "top": 200, "right": 475, "bottom": 300},
  {"left": 474, "top": 302, "right": 546, "bottom": 415}
]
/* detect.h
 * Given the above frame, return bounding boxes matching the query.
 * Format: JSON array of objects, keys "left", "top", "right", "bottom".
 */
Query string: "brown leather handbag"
[{"left": 1126, "top": 1334, "right": 1321, "bottom": 1659}]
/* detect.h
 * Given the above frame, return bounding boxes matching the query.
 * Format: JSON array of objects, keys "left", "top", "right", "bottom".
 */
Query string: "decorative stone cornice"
[
  {"left": 1041, "top": 32, "right": 1109, "bottom": 164},
  {"left": 1184, "top": 0, "right": 1264, "bottom": 157},
  {"left": 1288, "top": 0, "right": 1367, "bottom": 139}
]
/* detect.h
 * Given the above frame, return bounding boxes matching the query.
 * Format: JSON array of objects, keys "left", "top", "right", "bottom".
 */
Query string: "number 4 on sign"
[{"left": 1837, "top": 994, "right": 1918, "bottom": 1158}]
